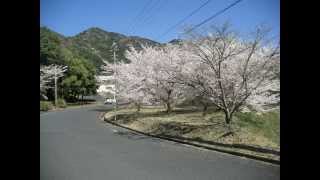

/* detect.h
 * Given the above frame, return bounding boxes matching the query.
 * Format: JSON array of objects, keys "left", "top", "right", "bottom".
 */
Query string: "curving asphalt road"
[{"left": 40, "top": 104, "right": 280, "bottom": 180}]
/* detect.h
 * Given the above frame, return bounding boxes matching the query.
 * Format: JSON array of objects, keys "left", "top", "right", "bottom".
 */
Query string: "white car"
[{"left": 104, "top": 98, "right": 116, "bottom": 104}]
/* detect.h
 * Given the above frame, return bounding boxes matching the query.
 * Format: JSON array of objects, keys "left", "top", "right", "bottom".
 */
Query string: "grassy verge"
[
  {"left": 40, "top": 99, "right": 97, "bottom": 112},
  {"left": 104, "top": 106, "right": 280, "bottom": 161},
  {"left": 67, "top": 101, "right": 97, "bottom": 107},
  {"left": 40, "top": 101, "right": 54, "bottom": 111}
]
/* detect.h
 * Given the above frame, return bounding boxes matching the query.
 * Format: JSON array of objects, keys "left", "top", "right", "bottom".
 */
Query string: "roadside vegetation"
[
  {"left": 40, "top": 101, "right": 54, "bottom": 111},
  {"left": 105, "top": 106, "right": 279, "bottom": 149},
  {"left": 40, "top": 22, "right": 280, "bottom": 161},
  {"left": 102, "top": 24, "right": 280, "bottom": 160},
  {"left": 40, "top": 27, "right": 98, "bottom": 111},
  {"left": 102, "top": 24, "right": 279, "bottom": 128},
  {"left": 40, "top": 99, "right": 97, "bottom": 111},
  {"left": 104, "top": 106, "right": 279, "bottom": 160}
]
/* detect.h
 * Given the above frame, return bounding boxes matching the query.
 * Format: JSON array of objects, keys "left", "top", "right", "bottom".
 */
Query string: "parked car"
[{"left": 104, "top": 98, "right": 116, "bottom": 104}]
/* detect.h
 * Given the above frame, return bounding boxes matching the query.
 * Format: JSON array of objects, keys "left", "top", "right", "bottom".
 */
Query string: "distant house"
[{"left": 96, "top": 75, "right": 115, "bottom": 98}]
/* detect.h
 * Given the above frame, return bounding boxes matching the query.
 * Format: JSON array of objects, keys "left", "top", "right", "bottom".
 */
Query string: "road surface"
[{"left": 40, "top": 104, "right": 280, "bottom": 180}]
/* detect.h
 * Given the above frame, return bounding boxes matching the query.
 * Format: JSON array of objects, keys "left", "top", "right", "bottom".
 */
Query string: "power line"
[
  {"left": 141, "top": 0, "right": 168, "bottom": 29},
  {"left": 128, "top": 0, "right": 155, "bottom": 34},
  {"left": 185, "top": 0, "right": 243, "bottom": 34},
  {"left": 131, "top": 0, "right": 162, "bottom": 35},
  {"left": 157, "top": 0, "right": 213, "bottom": 39}
]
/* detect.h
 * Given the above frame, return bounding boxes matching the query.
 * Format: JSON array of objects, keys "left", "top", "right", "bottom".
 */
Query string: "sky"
[{"left": 40, "top": 0, "right": 279, "bottom": 43}]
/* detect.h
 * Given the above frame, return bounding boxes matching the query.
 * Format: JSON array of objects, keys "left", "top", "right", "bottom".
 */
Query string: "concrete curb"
[{"left": 101, "top": 114, "right": 280, "bottom": 165}]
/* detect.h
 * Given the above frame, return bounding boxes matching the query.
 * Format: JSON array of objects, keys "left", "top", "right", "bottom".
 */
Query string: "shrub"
[
  {"left": 235, "top": 111, "right": 280, "bottom": 145},
  {"left": 57, "top": 98, "right": 67, "bottom": 108},
  {"left": 235, "top": 112, "right": 263, "bottom": 128},
  {"left": 40, "top": 101, "right": 53, "bottom": 111}
]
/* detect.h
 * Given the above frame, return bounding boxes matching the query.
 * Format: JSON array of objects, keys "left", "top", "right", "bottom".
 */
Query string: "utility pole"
[
  {"left": 52, "top": 65, "right": 67, "bottom": 107},
  {"left": 54, "top": 65, "right": 58, "bottom": 107},
  {"left": 112, "top": 42, "right": 118, "bottom": 121},
  {"left": 41, "top": 64, "right": 67, "bottom": 107}
]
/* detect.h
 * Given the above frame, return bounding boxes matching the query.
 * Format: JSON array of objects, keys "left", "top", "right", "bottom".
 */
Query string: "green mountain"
[
  {"left": 40, "top": 27, "right": 161, "bottom": 72},
  {"left": 168, "top": 39, "right": 183, "bottom": 45}
]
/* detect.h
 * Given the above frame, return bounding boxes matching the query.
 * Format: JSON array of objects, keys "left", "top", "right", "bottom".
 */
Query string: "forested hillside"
[{"left": 40, "top": 26, "right": 160, "bottom": 71}]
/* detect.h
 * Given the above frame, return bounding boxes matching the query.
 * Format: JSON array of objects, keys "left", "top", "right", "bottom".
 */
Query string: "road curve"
[{"left": 40, "top": 104, "right": 280, "bottom": 180}]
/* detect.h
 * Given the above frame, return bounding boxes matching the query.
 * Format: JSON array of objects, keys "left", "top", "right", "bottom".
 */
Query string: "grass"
[
  {"left": 66, "top": 100, "right": 97, "bottom": 107},
  {"left": 40, "top": 101, "right": 54, "bottom": 111},
  {"left": 234, "top": 111, "right": 280, "bottom": 146},
  {"left": 57, "top": 98, "right": 67, "bottom": 108},
  {"left": 105, "top": 106, "right": 280, "bottom": 150},
  {"left": 40, "top": 99, "right": 97, "bottom": 112}
]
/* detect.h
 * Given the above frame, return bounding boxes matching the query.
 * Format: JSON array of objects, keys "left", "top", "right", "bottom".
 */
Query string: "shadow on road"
[
  {"left": 89, "top": 105, "right": 113, "bottom": 113},
  {"left": 113, "top": 130, "right": 164, "bottom": 143}
]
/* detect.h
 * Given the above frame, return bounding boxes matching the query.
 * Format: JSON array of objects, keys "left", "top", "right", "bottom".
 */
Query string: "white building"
[{"left": 96, "top": 75, "right": 115, "bottom": 98}]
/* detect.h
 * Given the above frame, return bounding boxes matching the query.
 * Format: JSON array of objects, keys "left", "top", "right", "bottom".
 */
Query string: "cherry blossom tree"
[
  {"left": 40, "top": 64, "right": 68, "bottom": 105},
  {"left": 101, "top": 58, "right": 150, "bottom": 112},
  {"left": 102, "top": 45, "right": 185, "bottom": 113},
  {"left": 40, "top": 71, "right": 51, "bottom": 100},
  {"left": 172, "top": 49, "right": 215, "bottom": 116},
  {"left": 180, "top": 25, "right": 280, "bottom": 128},
  {"left": 100, "top": 24, "right": 279, "bottom": 124},
  {"left": 142, "top": 45, "right": 185, "bottom": 113}
]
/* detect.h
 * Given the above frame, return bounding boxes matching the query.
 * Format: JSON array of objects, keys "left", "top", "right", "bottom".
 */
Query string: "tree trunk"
[
  {"left": 224, "top": 110, "right": 232, "bottom": 124},
  {"left": 81, "top": 95, "right": 84, "bottom": 105},
  {"left": 202, "top": 104, "right": 208, "bottom": 116},
  {"left": 135, "top": 102, "right": 141, "bottom": 112},
  {"left": 166, "top": 102, "right": 172, "bottom": 114},
  {"left": 224, "top": 110, "right": 234, "bottom": 134}
]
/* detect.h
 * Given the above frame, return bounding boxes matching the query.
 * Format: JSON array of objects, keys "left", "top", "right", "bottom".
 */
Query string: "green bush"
[
  {"left": 235, "top": 112, "right": 263, "bottom": 128},
  {"left": 235, "top": 111, "right": 280, "bottom": 145},
  {"left": 40, "top": 101, "right": 53, "bottom": 111},
  {"left": 57, "top": 98, "right": 67, "bottom": 108}
]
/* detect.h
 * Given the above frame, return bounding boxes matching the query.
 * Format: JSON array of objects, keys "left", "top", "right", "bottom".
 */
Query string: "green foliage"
[
  {"left": 57, "top": 98, "right": 67, "bottom": 108},
  {"left": 40, "top": 27, "right": 64, "bottom": 65},
  {"left": 40, "top": 101, "right": 53, "bottom": 111},
  {"left": 105, "top": 107, "right": 280, "bottom": 151},
  {"left": 235, "top": 111, "right": 280, "bottom": 145},
  {"left": 40, "top": 26, "right": 160, "bottom": 102},
  {"left": 235, "top": 112, "right": 263, "bottom": 128},
  {"left": 60, "top": 56, "right": 97, "bottom": 102},
  {"left": 40, "top": 27, "right": 160, "bottom": 71}
]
